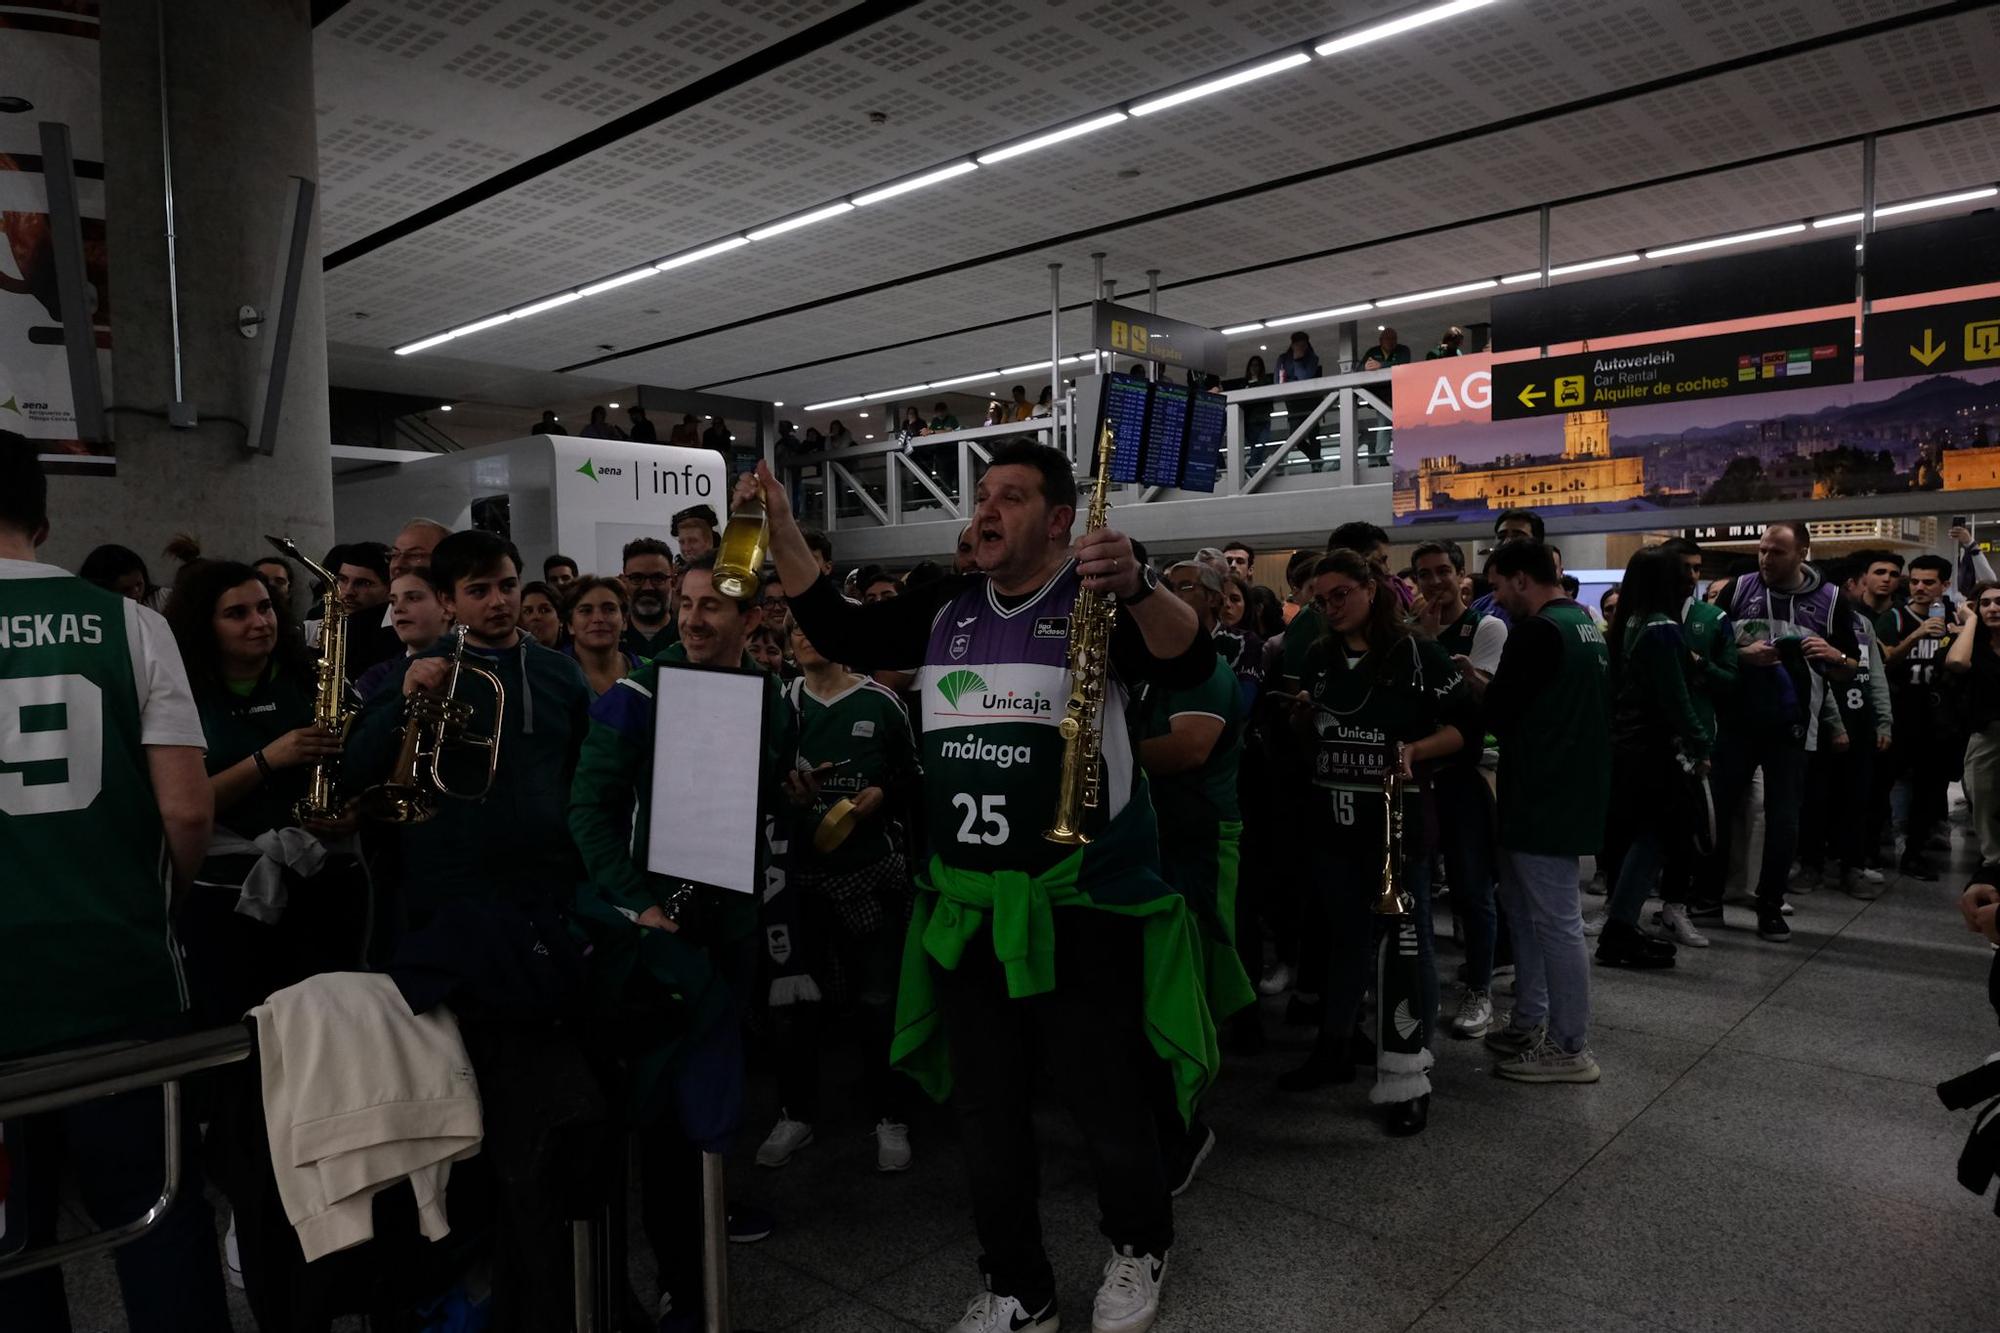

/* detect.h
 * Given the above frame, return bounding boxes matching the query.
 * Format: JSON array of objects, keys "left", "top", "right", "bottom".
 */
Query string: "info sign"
[{"left": 1491, "top": 320, "right": 1854, "bottom": 421}]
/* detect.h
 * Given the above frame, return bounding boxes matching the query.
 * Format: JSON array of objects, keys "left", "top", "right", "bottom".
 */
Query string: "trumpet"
[
  {"left": 357, "top": 625, "right": 505, "bottom": 824},
  {"left": 1373, "top": 753, "right": 1413, "bottom": 917}
]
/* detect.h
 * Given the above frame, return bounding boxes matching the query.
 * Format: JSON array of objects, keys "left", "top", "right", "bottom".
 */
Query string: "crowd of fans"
[{"left": 10, "top": 410, "right": 2000, "bottom": 1333}]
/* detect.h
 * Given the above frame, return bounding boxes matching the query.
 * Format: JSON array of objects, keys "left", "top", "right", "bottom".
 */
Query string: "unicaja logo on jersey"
[
  {"left": 979, "top": 690, "right": 1052, "bottom": 715},
  {"left": 937, "top": 733, "right": 1034, "bottom": 769},
  {"left": 935, "top": 669, "right": 988, "bottom": 708}
]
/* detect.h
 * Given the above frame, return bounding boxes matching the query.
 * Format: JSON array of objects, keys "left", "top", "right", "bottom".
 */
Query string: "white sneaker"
[
  {"left": 876, "top": 1119, "right": 913, "bottom": 1172},
  {"left": 1451, "top": 989, "right": 1494, "bottom": 1038},
  {"left": 755, "top": 1111, "right": 814, "bottom": 1168},
  {"left": 1256, "top": 962, "right": 1293, "bottom": 996},
  {"left": 1657, "top": 903, "right": 1711, "bottom": 948},
  {"left": 1092, "top": 1246, "right": 1167, "bottom": 1333},
  {"left": 1582, "top": 912, "right": 1606, "bottom": 938},
  {"left": 224, "top": 1211, "right": 245, "bottom": 1290},
  {"left": 950, "top": 1289, "right": 1059, "bottom": 1333},
  {"left": 1856, "top": 865, "right": 1886, "bottom": 884}
]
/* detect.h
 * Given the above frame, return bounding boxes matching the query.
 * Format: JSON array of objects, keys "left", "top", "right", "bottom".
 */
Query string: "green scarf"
[{"left": 889, "top": 849, "right": 1220, "bottom": 1126}]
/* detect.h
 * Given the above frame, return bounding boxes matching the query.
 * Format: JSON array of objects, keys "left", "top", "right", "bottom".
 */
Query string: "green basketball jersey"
[
  {"left": 1138, "top": 652, "right": 1244, "bottom": 832},
  {"left": 1, "top": 561, "right": 202, "bottom": 1057},
  {"left": 786, "top": 674, "right": 918, "bottom": 873}
]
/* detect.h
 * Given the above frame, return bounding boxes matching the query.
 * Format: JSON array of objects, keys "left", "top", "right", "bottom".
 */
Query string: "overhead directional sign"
[
  {"left": 1863, "top": 295, "right": 2000, "bottom": 381},
  {"left": 1491, "top": 319, "right": 1855, "bottom": 421},
  {"left": 1091, "top": 300, "right": 1227, "bottom": 377}
]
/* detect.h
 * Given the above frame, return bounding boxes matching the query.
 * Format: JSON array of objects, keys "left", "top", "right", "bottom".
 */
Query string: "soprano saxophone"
[
  {"left": 265, "top": 535, "right": 352, "bottom": 824},
  {"left": 1045, "top": 421, "right": 1119, "bottom": 846}
]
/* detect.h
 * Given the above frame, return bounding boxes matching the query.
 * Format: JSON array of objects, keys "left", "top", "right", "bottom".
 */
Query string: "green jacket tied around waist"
[{"left": 888, "top": 849, "right": 1220, "bottom": 1127}]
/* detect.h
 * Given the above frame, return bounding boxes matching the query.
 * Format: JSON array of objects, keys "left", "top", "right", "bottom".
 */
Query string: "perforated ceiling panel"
[{"left": 316, "top": 0, "right": 1998, "bottom": 408}]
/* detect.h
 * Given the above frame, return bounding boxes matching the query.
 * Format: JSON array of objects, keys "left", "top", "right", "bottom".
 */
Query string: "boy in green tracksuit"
[
  {"left": 567, "top": 555, "right": 795, "bottom": 1332},
  {"left": 343, "top": 531, "right": 592, "bottom": 920},
  {"left": 1660, "top": 537, "right": 1738, "bottom": 920}
]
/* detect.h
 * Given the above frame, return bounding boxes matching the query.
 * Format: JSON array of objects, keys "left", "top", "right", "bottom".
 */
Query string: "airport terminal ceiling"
[{"left": 312, "top": 0, "right": 2000, "bottom": 415}]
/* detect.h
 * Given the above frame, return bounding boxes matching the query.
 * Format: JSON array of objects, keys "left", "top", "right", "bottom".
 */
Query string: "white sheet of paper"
[{"left": 645, "top": 664, "right": 764, "bottom": 894}]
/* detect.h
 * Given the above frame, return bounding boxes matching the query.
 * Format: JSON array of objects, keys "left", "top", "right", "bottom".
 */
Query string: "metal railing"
[
  {"left": 775, "top": 370, "right": 1395, "bottom": 549},
  {"left": 0, "top": 1026, "right": 252, "bottom": 1280}
]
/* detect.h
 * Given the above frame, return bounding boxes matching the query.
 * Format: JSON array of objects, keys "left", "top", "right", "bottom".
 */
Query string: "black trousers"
[
  {"left": 933, "top": 910, "right": 1171, "bottom": 1307},
  {"left": 1799, "top": 739, "right": 1878, "bottom": 872}
]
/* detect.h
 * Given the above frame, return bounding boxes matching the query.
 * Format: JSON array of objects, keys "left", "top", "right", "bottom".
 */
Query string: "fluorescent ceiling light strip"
[
  {"left": 579, "top": 267, "right": 661, "bottom": 296},
  {"left": 802, "top": 395, "right": 865, "bottom": 411},
  {"left": 394, "top": 332, "right": 457, "bottom": 356},
  {"left": 746, "top": 202, "right": 854, "bottom": 241},
  {"left": 1549, "top": 253, "right": 1641, "bottom": 276},
  {"left": 929, "top": 371, "right": 999, "bottom": 389},
  {"left": 1220, "top": 322, "right": 1266, "bottom": 335},
  {"left": 1267, "top": 302, "right": 1374, "bottom": 325},
  {"left": 1499, "top": 271, "right": 1542, "bottom": 284},
  {"left": 853, "top": 161, "right": 978, "bottom": 207},
  {"left": 1130, "top": 52, "right": 1311, "bottom": 117},
  {"left": 868, "top": 383, "right": 932, "bottom": 400},
  {"left": 1316, "top": 0, "right": 1499, "bottom": 56},
  {"left": 1644, "top": 222, "right": 1805, "bottom": 259},
  {"left": 1877, "top": 184, "right": 1997, "bottom": 217},
  {"left": 656, "top": 236, "right": 752, "bottom": 271},
  {"left": 999, "top": 363, "right": 1047, "bottom": 375},
  {"left": 1374, "top": 279, "right": 1497, "bottom": 307},
  {"left": 977, "top": 112, "right": 1129, "bottom": 165},
  {"left": 513, "top": 291, "right": 583, "bottom": 318},
  {"left": 447, "top": 311, "right": 516, "bottom": 337},
  {"left": 1813, "top": 186, "right": 1999, "bottom": 228}
]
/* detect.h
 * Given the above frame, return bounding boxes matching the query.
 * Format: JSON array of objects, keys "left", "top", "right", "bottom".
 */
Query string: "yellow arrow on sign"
[
  {"left": 1517, "top": 384, "right": 1546, "bottom": 409},
  {"left": 1911, "top": 329, "right": 1946, "bottom": 366}
]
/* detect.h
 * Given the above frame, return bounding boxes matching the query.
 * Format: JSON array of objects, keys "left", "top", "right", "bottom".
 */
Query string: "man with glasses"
[
  {"left": 389, "top": 518, "right": 449, "bottom": 581},
  {"left": 621, "top": 537, "right": 680, "bottom": 661}
]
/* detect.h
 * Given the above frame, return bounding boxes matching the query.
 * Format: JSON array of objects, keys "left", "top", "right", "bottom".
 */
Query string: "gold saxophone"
[
  {"left": 1045, "top": 421, "right": 1119, "bottom": 846},
  {"left": 1373, "top": 754, "right": 1413, "bottom": 916},
  {"left": 265, "top": 535, "right": 352, "bottom": 824}
]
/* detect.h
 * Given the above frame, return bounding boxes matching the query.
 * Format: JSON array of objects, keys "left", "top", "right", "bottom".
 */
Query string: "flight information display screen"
[
  {"left": 1099, "top": 372, "right": 1150, "bottom": 484},
  {"left": 1140, "top": 381, "right": 1190, "bottom": 489},
  {"left": 1180, "top": 390, "right": 1226, "bottom": 493}
]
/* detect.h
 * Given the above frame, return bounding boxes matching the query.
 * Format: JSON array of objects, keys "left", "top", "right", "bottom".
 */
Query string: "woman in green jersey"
[{"left": 1278, "top": 550, "right": 1470, "bottom": 1137}]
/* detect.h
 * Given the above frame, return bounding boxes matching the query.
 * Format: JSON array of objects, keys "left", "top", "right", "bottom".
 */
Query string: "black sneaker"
[
  {"left": 1900, "top": 856, "right": 1939, "bottom": 883},
  {"left": 1594, "top": 919, "right": 1676, "bottom": 969},
  {"left": 1685, "top": 902, "right": 1724, "bottom": 924},
  {"left": 1168, "top": 1119, "right": 1216, "bottom": 1197},
  {"left": 1756, "top": 907, "right": 1791, "bottom": 942},
  {"left": 725, "top": 1204, "right": 774, "bottom": 1244}
]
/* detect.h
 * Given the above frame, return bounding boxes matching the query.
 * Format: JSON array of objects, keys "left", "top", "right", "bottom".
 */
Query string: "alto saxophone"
[
  {"left": 1045, "top": 421, "right": 1120, "bottom": 846},
  {"left": 265, "top": 535, "right": 352, "bottom": 824}
]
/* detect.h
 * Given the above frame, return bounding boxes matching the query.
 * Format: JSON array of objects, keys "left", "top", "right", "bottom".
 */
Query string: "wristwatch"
[{"left": 1123, "top": 562, "right": 1159, "bottom": 604}]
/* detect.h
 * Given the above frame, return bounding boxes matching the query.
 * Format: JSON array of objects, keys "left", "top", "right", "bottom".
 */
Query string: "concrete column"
[{"left": 43, "top": 0, "right": 332, "bottom": 571}]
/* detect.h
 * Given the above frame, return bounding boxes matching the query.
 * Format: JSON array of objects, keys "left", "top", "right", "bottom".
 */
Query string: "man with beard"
[{"left": 622, "top": 537, "right": 679, "bottom": 660}]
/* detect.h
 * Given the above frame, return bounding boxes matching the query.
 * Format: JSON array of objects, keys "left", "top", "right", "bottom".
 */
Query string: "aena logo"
[
  {"left": 936, "top": 669, "right": 988, "bottom": 708},
  {"left": 577, "top": 459, "right": 600, "bottom": 482}
]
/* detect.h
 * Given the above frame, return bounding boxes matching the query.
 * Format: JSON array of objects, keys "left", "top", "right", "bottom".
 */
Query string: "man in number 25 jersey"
[
  {"left": 0, "top": 434, "right": 228, "bottom": 1328},
  {"left": 745, "top": 440, "right": 1216, "bottom": 1333}
]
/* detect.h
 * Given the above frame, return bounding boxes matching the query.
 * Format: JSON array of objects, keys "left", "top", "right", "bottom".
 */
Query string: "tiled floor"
[{"left": 52, "top": 844, "right": 2000, "bottom": 1332}]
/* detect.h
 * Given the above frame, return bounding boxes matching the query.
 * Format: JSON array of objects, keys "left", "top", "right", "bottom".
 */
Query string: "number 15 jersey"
[{"left": 1, "top": 559, "right": 206, "bottom": 1058}]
